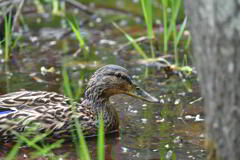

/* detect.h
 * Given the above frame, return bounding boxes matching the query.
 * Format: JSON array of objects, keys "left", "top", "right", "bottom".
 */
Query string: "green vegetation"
[
  {"left": 1, "top": 0, "right": 193, "bottom": 160},
  {"left": 113, "top": 22, "right": 148, "bottom": 59},
  {"left": 68, "top": 16, "right": 89, "bottom": 58},
  {"left": 114, "top": 0, "right": 190, "bottom": 66},
  {"left": 140, "top": 0, "right": 155, "bottom": 57},
  {"left": 2, "top": 14, "right": 13, "bottom": 62}
]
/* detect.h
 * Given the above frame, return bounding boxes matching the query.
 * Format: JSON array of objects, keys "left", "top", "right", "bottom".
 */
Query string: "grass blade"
[
  {"left": 5, "top": 140, "right": 23, "bottom": 160},
  {"left": 98, "top": 113, "right": 104, "bottom": 160},
  {"left": 162, "top": 0, "right": 168, "bottom": 53},
  {"left": 62, "top": 68, "right": 73, "bottom": 100},
  {"left": 176, "top": 17, "right": 187, "bottom": 45},
  {"left": 75, "top": 118, "right": 91, "bottom": 160},
  {"left": 113, "top": 22, "right": 148, "bottom": 59},
  {"left": 68, "top": 18, "right": 85, "bottom": 48}
]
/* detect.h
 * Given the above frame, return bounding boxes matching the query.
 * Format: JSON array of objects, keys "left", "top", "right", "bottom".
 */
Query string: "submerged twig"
[
  {"left": 114, "top": 36, "right": 149, "bottom": 54},
  {"left": 12, "top": 0, "right": 24, "bottom": 32},
  {"left": 65, "top": 0, "right": 94, "bottom": 15}
]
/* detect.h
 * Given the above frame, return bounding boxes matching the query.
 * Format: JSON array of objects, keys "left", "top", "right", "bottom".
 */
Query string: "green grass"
[
  {"left": 113, "top": 0, "right": 190, "bottom": 66},
  {"left": 6, "top": 131, "right": 64, "bottom": 160},
  {"left": 140, "top": 0, "right": 155, "bottom": 57},
  {"left": 3, "top": 14, "right": 13, "bottom": 62},
  {"left": 68, "top": 16, "right": 89, "bottom": 58},
  {"left": 113, "top": 22, "right": 148, "bottom": 59},
  {"left": 97, "top": 113, "right": 105, "bottom": 160}
]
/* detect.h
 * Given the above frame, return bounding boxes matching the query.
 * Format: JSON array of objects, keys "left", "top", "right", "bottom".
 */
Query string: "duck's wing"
[
  {"left": 0, "top": 91, "right": 71, "bottom": 112},
  {"left": 0, "top": 92, "right": 95, "bottom": 140}
]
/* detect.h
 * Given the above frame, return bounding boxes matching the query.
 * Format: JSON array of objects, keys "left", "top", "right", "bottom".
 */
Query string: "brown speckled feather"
[{"left": 0, "top": 91, "right": 98, "bottom": 140}]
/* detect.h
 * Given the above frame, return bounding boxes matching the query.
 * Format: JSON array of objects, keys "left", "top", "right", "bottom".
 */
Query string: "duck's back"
[{"left": 0, "top": 91, "right": 92, "bottom": 140}]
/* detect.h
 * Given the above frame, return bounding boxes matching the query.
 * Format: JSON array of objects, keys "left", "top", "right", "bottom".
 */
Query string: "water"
[{"left": 0, "top": 1, "right": 205, "bottom": 159}]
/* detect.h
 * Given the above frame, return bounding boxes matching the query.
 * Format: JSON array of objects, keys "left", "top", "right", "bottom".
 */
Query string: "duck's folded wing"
[{"left": 0, "top": 91, "right": 71, "bottom": 113}]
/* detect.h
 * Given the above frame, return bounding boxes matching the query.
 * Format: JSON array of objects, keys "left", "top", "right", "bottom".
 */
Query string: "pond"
[{"left": 0, "top": 0, "right": 205, "bottom": 159}]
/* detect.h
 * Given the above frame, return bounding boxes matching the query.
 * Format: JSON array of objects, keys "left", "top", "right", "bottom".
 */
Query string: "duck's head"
[{"left": 84, "top": 65, "right": 159, "bottom": 106}]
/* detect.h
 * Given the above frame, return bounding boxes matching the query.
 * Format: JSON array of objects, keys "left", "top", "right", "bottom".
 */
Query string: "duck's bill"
[{"left": 126, "top": 87, "right": 159, "bottom": 103}]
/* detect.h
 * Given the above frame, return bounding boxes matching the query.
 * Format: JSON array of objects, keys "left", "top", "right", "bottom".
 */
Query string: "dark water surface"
[{"left": 0, "top": 1, "right": 205, "bottom": 159}]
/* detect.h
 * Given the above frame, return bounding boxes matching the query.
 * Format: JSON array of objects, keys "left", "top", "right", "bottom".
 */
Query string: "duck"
[{"left": 0, "top": 65, "right": 159, "bottom": 140}]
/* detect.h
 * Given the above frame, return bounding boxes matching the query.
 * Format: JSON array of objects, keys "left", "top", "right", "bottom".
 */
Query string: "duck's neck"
[{"left": 84, "top": 86, "right": 119, "bottom": 129}]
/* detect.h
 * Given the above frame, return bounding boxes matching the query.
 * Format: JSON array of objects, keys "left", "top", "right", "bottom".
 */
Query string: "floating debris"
[
  {"left": 173, "top": 136, "right": 182, "bottom": 144},
  {"left": 40, "top": 66, "right": 55, "bottom": 76},
  {"left": 164, "top": 144, "right": 170, "bottom": 149},
  {"left": 174, "top": 99, "right": 181, "bottom": 105},
  {"left": 159, "top": 99, "right": 165, "bottom": 104},
  {"left": 121, "top": 147, "right": 128, "bottom": 153},
  {"left": 156, "top": 118, "right": 165, "bottom": 123},
  {"left": 99, "top": 39, "right": 116, "bottom": 45},
  {"left": 195, "top": 114, "right": 204, "bottom": 122},
  {"left": 185, "top": 115, "right": 195, "bottom": 120},
  {"left": 141, "top": 118, "right": 148, "bottom": 124},
  {"left": 189, "top": 97, "right": 203, "bottom": 104}
]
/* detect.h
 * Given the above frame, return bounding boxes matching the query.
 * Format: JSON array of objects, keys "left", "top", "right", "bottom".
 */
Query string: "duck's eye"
[
  {"left": 136, "top": 87, "right": 141, "bottom": 90},
  {"left": 116, "top": 73, "right": 121, "bottom": 77}
]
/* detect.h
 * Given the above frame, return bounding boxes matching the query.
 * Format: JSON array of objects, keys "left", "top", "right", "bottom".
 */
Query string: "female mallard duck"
[{"left": 0, "top": 65, "right": 158, "bottom": 140}]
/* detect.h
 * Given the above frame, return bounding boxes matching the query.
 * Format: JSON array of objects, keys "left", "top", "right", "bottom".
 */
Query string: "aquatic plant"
[
  {"left": 113, "top": 22, "right": 148, "bottom": 59},
  {"left": 3, "top": 14, "right": 12, "bottom": 62},
  {"left": 68, "top": 16, "right": 89, "bottom": 57},
  {"left": 140, "top": 0, "right": 155, "bottom": 58}
]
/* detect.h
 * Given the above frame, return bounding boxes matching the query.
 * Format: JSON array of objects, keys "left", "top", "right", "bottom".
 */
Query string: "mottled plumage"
[{"left": 0, "top": 65, "right": 158, "bottom": 140}]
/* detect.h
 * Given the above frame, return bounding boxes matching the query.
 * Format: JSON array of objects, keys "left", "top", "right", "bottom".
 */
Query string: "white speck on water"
[
  {"left": 178, "top": 92, "right": 186, "bottom": 96},
  {"left": 177, "top": 117, "right": 183, "bottom": 120},
  {"left": 142, "top": 104, "right": 147, "bottom": 107},
  {"left": 130, "top": 110, "right": 138, "bottom": 114},
  {"left": 167, "top": 98, "right": 171, "bottom": 102},
  {"left": 173, "top": 136, "right": 181, "bottom": 144},
  {"left": 185, "top": 115, "right": 195, "bottom": 119},
  {"left": 174, "top": 99, "right": 181, "bottom": 105},
  {"left": 119, "top": 19, "right": 128, "bottom": 26},
  {"left": 133, "top": 152, "right": 140, "bottom": 157},
  {"left": 195, "top": 114, "right": 204, "bottom": 122},
  {"left": 99, "top": 39, "right": 116, "bottom": 45},
  {"left": 121, "top": 147, "right": 128, "bottom": 153},
  {"left": 153, "top": 149, "right": 158, "bottom": 152},
  {"left": 128, "top": 105, "right": 133, "bottom": 110},
  {"left": 141, "top": 118, "right": 148, "bottom": 124},
  {"left": 135, "top": 17, "right": 141, "bottom": 23},
  {"left": 188, "top": 155, "right": 195, "bottom": 159},
  {"left": 160, "top": 99, "right": 165, "bottom": 104},
  {"left": 30, "top": 36, "right": 38, "bottom": 42},
  {"left": 96, "top": 17, "right": 102, "bottom": 23},
  {"left": 228, "top": 62, "right": 234, "bottom": 73},
  {"left": 49, "top": 40, "right": 56, "bottom": 46},
  {"left": 156, "top": 118, "right": 165, "bottom": 123},
  {"left": 164, "top": 144, "right": 170, "bottom": 149},
  {"left": 110, "top": 101, "right": 115, "bottom": 104},
  {"left": 0, "top": 49, "right": 2, "bottom": 55},
  {"left": 156, "top": 19, "right": 161, "bottom": 25},
  {"left": 199, "top": 134, "right": 205, "bottom": 138},
  {"left": 124, "top": 102, "right": 128, "bottom": 105}
]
